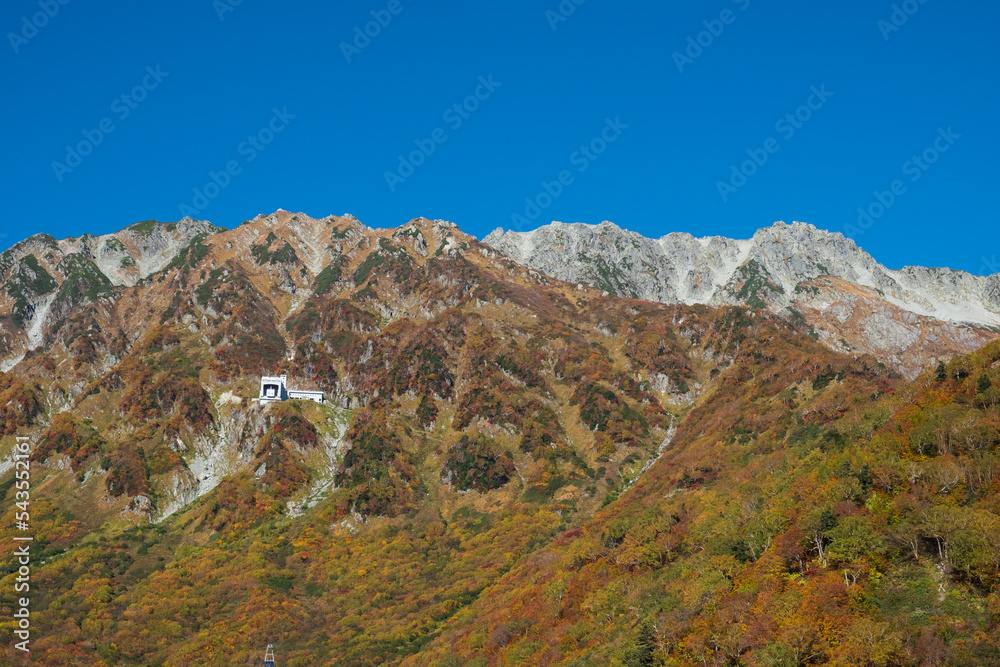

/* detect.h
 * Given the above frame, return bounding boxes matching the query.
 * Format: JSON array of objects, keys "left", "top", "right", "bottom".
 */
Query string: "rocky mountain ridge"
[
  {"left": 0, "top": 217, "right": 221, "bottom": 367},
  {"left": 0, "top": 210, "right": 608, "bottom": 520},
  {"left": 4, "top": 211, "right": 1000, "bottom": 664},
  {"left": 484, "top": 220, "right": 1000, "bottom": 378}
]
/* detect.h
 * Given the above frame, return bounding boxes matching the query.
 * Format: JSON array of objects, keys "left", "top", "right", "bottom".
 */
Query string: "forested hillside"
[
  {"left": 1, "top": 213, "right": 999, "bottom": 665},
  {"left": 411, "top": 339, "right": 1000, "bottom": 666}
]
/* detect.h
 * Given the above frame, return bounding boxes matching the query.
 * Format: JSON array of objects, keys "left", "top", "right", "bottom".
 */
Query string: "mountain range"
[
  {"left": 2, "top": 212, "right": 1000, "bottom": 665},
  {"left": 485, "top": 220, "right": 1000, "bottom": 380}
]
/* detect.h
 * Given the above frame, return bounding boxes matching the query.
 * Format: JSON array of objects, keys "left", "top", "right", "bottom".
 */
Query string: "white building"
[{"left": 259, "top": 374, "right": 325, "bottom": 404}]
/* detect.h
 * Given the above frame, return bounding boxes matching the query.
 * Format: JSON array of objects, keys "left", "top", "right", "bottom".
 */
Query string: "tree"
[
  {"left": 801, "top": 507, "right": 838, "bottom": 567},
  {"left": 825, "top": 516, "right": 886, "bottom": 565},
  {"left": 921, "top": 505, "right": 965, "bottom": 564},
  {"left": 977, "top": 386, "right": 1000, "bottom": 409},
  {"left": 746, "top": 510, "right": 788, "bottom": 560},
  {"left": 834, "top": 619, "right": 904, "bottom": 666},
  {"left": 954, "top": 422, "right": 998, "bottom": 455},
  {"left": 887, "top": 520, "right": 921, "bottom": 562},
  {"left": 780, "top": 614, "right": 829, "bottom": 665},
  {"left": 754, "top": 641, "right": 796, "bottom": 667},
  {"left": 629, "top": 620, "right": 657, "bottom": 667},
  {"left": 936, "top": 361, "right": 948, "bottom": 382}
]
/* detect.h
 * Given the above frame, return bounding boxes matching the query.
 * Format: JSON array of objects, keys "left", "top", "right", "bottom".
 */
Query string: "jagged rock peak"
[{"left": 484, "top": 219, "right": 1000, "bottom": 379}]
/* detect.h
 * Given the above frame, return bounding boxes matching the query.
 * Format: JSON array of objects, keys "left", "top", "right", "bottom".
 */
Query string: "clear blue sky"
[{"left": 2, "top": 0, "right": 998, "bottom": 273}]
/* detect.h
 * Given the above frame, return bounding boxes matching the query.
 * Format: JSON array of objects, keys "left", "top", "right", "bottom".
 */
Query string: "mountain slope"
[
  {"left": 484, "top": 221, "right": 1000, "bottom": 379},
  {"left": 2, "top": 212, "right": 1000, "bottom": 666},
  {"left": 0, "top": 211, "right": 693, "bottom": 663},
  {"left": 407, "top": 339, "right": 1000, "bottom": 666},
  {"left": 0, "top": 217, "right": 221, "bottom": 369}
]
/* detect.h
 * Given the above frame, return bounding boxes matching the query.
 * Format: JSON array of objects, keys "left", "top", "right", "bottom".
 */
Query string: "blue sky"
[{"left": 1, "top": 0, "right": 998, "bottom": 274}]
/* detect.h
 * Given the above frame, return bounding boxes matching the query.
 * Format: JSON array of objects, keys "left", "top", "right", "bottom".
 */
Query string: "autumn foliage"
[{"left": 7, "top": 217, "right": 1000, "bottom": 665}]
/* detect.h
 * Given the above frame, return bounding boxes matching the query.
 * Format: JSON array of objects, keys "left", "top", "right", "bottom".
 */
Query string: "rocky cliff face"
[
  {"left": 484, "top": 220, "right": 1000, "bottom": 377},
  {"left": 0, "top": 218, "right": 221, "bottom": 367}
]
